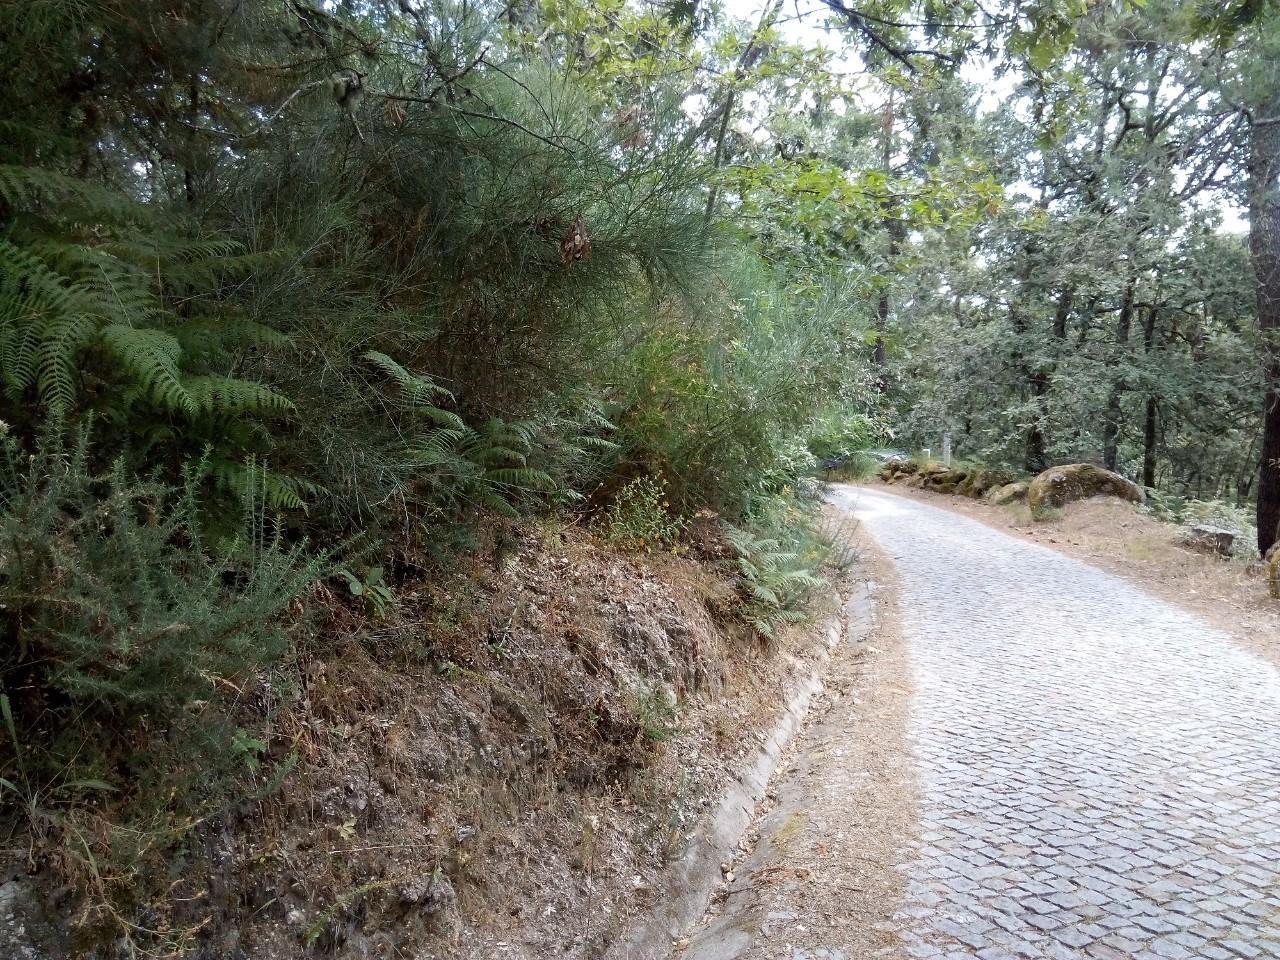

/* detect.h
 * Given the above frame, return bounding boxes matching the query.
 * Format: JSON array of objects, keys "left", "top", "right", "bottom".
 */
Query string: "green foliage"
[
  {"left": 0, "top": 431, "right": 322, "bottom": 778},
  {"left": 339, "top": 566, "right": 396, "bottom": 620},
  {"left": 1144, "top": 490, "right": 1260, "bottom": 560},
  {"left": 604, "top": 474, "right": 687, "bottom": 551},
  {"left": 722, "top": 493, "right": 829, "bottom": 639},
  {"left": 617, "top": 250, "right": 873, "bottom": 517},
  {"left": 632, "top": 683, "right": 680, "bottom": 744}
]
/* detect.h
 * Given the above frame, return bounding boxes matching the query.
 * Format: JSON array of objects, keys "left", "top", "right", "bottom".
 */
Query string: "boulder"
[
  {"left": 958, "top": 468, "right": 1013, "bottom": 499},
  {"left": 986, "top": 481, "right": 1029, "bottom": 505},
  {"left": 922, "top": 467, "right": 966, "bottom": 491},
  {"left": 1179, "top": 524, "right": 1235, "bottom": 558},
  {"left": 1027, "top": 463, "right": 1145, "bottom": 518}
]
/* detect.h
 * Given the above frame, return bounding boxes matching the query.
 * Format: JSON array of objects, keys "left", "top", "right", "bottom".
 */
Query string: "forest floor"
[{"left": 675, "top": 484, "right": 1280, "bottom": 960}]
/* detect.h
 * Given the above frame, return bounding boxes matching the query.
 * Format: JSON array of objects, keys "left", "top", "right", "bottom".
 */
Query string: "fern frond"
[
  {"left": 101, "top": 325, "right": 193, "bottom": 414},
  {"left": 0, "top": 164, "right": 137, "bottom": 220},
  {"left": 483, "top": 467, "right": 556, "bottom": 491},
  {"left": 184, "top": 375, "right": 294, "bottom": 417},
  {"left": 363, "top": 350, "right": 455, "bottom": 407},
  {"left": 209, "top": 458, "right": 323, "bottom": 512}
]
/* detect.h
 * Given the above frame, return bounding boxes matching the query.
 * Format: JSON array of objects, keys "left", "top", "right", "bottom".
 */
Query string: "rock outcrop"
[
  {"left": 1179, "top": 524, "right": 1235, "bottom": 558},
  {"left": 1026, "top": 463, "right": 1145, "bottom": 518},
  {"left": 985, "top": 481, "right": 1029, "bottom": 506},
  {"left": 877, "top": 460, "right": 1011, "bottom": 501}
]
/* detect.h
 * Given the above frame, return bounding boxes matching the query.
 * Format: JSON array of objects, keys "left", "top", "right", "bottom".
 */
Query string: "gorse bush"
[{"left": 0, "top": 432, "right": 322, "bottom": 784}]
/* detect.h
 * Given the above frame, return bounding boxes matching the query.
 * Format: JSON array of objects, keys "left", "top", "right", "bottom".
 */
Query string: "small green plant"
[
  {"left": 632, "top": 684, "right": 679, "bottom": 743},
  {"left": 338, "top": 566, "right": 396, "bottom": 620},
  {"left": 604, "top": 474, "right": 687, "bottom": 551},
  {"left": 1144, "top": 488, "right": 1191, "bottom": 524},
  {"left": 721, "top": 490, "right": 830, "bottom": 638},
  {"left": 1031, "top": 504, "right": 1063, "bottom": 522}
]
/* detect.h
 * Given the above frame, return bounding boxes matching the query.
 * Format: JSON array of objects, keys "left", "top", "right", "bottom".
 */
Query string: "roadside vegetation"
[{"left": 2, "top": 0, "right": 1279, "bottom": 955}]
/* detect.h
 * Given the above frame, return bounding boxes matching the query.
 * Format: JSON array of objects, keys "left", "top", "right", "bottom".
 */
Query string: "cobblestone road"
[{"left": 836, "top": 485, "right": 1280, "bottom": 960}]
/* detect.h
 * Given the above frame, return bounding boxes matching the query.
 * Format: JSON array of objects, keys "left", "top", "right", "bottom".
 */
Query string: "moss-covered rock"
[
  {"left": 986, "top": 481, "right": 1029, "bottom": 505},
  {"left": 1267, "top": 545, "right": 1280, "bottom": 600},
  {"left": 922, "top": 467, "right": 963, "bottom": 488},
  {"left": 1027, "top": 463, "right": 1145, "bottom": 518},
  {"left": 958, "top": 468, "right": 1013, "bottom": 499}
]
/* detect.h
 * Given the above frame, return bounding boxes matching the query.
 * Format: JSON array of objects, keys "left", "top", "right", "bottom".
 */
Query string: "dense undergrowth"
[{"left": 0, "top": 1, "right": 876, "bottom": 952}]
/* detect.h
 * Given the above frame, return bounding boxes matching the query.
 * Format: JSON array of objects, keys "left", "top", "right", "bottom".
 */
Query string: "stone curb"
[{"left": 605, "top": 580, "right": 878, "bottom": 960}]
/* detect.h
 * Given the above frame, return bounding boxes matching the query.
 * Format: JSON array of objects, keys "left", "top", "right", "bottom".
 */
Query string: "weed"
[
  {"left": 632, "top": 684, "right": 679, "bottom": 743},
  {"left": 605, "top": 475, "right": 687, "bottom": 551},
  {"left": 338, "top": 566, "right": 396, "bottom": 620}
]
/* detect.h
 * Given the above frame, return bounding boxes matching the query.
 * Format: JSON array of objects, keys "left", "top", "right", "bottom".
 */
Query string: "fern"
[
  {"left": 0, "top": 164, "right": 138, "bottom": 221},
  {"left": 101, "top": 325, "right": 194, "bottom": 414},
  {"left": 723, "top": 521, "right": 827, "bottom": 639},
  {"left": 0, "top": 166, "right": 309, "bottom": 526},
  {"left": 184, "top": 375, "right": 294, "bottom": 417},
  {"left": 209, "top": 457, "right": 323, "bottom": 513}
]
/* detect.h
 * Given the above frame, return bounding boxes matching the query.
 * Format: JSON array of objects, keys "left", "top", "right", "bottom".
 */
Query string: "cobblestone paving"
[{"left": 838, "top": 486, "right": 1280, "bottom": 960}]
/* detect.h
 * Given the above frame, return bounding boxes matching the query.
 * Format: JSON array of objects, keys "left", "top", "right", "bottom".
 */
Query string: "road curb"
[{"left": 605, "top": 580, "right": 878, "bottom": 960}]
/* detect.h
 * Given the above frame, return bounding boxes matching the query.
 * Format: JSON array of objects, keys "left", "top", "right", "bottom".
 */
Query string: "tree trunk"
[
  {"left": 1102, "top": 280, "right": 1135, "bottom": 471},
  {"left": 1026, "top": 288, "right": 1072, "bottom": 473},
  {"left": 1251, "top": 81, "right": 1280, "bottom": 555},
  {"left": 1141, "top": 306, "right": 1159, "bottom": 489},
  {"left": 1142, "top": 397, "right": 1158, "bottom": 489},
  {"left": 872, "top": 93, "right": 897, "bottom": 385}
]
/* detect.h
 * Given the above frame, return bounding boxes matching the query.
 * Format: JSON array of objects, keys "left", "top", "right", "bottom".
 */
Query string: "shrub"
[
  {"left": 722, "top": 492, "right": 830, "bottom": 639},
  {"left": 604, "top": 474, "right": 687, "bottom": 551},
  {"left": 0, "top": 431, "right": 324, "bottom": 788}
]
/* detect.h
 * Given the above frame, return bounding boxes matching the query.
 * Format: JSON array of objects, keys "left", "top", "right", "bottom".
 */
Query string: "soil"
[
  {"left": 1, "top": 516, "right": 844, "bottom": 960},
  {"left": 869, "top": 480, "right": 1280, "bottom": 670},
  {"left": 679, "top": 511, "right": 919, "bottom": 960}
]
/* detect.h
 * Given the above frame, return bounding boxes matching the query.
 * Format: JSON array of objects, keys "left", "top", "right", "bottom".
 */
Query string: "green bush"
[
  {"left": 604, "top": 474, "right": 686, "bottom": 551},
  {"left": 0, "top": 432, "right": 323, "bottom": 787},
  {"left": 722, "top": 492, "right": 830, "bottom": 639},
  {"left": 615, "top": 250, "right": 871, "bottom": 518}
]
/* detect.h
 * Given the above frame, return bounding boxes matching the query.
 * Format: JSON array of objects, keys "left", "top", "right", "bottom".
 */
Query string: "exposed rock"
[
  {"left": 1179, "top": 524, "right": 1235, "bottom": 558},
  {"left": 985, "top": 481, "right": 1029, "bottom": 506},
  {"left": 1027, "top": 464, "right": 1145, "bottom": 518},
  {"left": 957, "top": 468, "right": 1013, "bottom": 499},
  {"left": 879, "top": 459, "right": 1017, "bottom": 502}
]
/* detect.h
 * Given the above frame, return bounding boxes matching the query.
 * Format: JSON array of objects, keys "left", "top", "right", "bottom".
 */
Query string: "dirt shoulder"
[
  {"left": 859, "top": 480, "right": 1280, "bottom": 671},
  {"left": 680, "top": 511, "right": 918, "bottom": 960}
]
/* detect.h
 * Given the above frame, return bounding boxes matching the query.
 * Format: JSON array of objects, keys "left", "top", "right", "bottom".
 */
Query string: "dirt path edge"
[{"left": 605, "top": 583, "right": 876, "bottom": 960}]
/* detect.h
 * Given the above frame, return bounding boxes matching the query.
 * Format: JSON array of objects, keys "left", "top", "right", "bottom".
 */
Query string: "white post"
[{"left": 942, "top": 432, "right": 952, "bottom": 468}]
